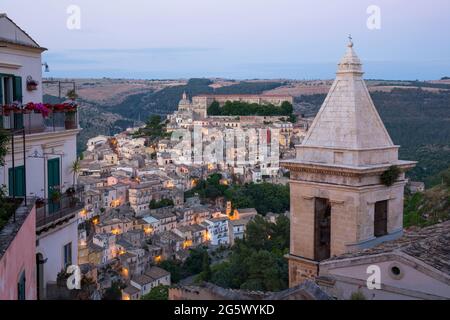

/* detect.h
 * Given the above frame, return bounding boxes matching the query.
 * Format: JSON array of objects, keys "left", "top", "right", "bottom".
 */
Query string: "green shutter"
[
  {"left": 47, "top": 158, "right": 60, "bottom": 191},
  {"left": 14, "top": 113, "right": 24, "bottom": 129},
  {"left": 8, "top": 166, "right": 25, "bottom": 197},
  {"left": 8, "top": 168, "right": 12, "bottom": 197},
  {"left": 47, "top": 158, "right": 61, "bottom": 213},
  {"left": 13, "top": 76, "right": 23, "bottom": 102},
  {"left": 0, "top": 76, "right": 3, "bottom": 105}
]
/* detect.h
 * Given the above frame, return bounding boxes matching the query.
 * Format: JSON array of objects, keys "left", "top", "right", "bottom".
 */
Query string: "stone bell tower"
[{"left": 282, "top": 39, "right": 416, "bottom": 287}]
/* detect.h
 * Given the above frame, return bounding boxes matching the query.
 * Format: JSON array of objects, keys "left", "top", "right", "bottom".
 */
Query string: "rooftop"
[
  {"left": 0, "top": 198, "right": 35, "bottom": 261},
  {"left": 324, "top": 220, "right": 450, "bottom": 275},
  {"left": 145, "top": 266, "right": 170, "bottom": 280},
  {"left": 0, "top": 14, "right": 46, "bottom": 50}
]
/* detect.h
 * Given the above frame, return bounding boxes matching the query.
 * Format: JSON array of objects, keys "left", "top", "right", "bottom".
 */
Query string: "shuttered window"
[
  {"left": 13, "top": 76, "right": 23, "bottom": 102},
  {"left": 47, "top": 158, "right": 60, "bottom": 192},
  {"left": 0, "top": 74, "right": 3, "bottom": 105},
  {"left": 8, "top": 165, "right": 26, "bottom": 197},
  {"left": 0, "top": 74, "right": 23, "bottom": 103}
]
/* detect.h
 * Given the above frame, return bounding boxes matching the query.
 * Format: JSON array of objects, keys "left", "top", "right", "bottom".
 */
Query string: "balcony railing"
[
  {"left": 36, "top": 187, "right": 84, "bottom": 229},
  {"left": 1, "top": 107, "right": 79, "bottom": 135}
]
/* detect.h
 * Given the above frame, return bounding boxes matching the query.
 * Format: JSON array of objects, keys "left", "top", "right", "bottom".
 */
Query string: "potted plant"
[
  {"left": 26, "top": 77, "right": 39, "bottom": 91},
  {"left": 49, "top": 187, "right": 61, "bottom": 203},
  {"left": 66, "top": 89, "right": 78, "bottom": 101},
  {"left": 66, "top": 187, "right": 76, "bottom": 197},
  {"left": 64, "top": 109, "right": 77, "bottom": 129},
  {"left": 35, "top": 198, "right": 45, "bottom": 208},
  {"left": 64, "top": 104, "right": 78, "bottom": 130}
]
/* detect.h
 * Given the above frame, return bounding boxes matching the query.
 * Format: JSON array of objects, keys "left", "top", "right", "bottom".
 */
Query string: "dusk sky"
[{"left": 2, "top": 0, "right": 450, "bottom": 80}]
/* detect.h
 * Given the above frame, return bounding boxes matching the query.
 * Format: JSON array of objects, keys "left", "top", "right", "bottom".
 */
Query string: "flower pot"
[
  {"left": 65, "top": 119, "right": 77, "bottom": 130},
  {"left": 65, "top": 112, "right": 77, "bottom": 129},
  {"left": 36, "top": 199, "right": 45, "bottom": 208},
  {"left": 27, "top": 84, "right": 38, "bottom": 91}
]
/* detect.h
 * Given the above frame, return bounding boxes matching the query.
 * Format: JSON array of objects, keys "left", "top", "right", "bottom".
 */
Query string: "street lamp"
[{"left": 42, "top": 62, "right": 50, "bottom": 72}]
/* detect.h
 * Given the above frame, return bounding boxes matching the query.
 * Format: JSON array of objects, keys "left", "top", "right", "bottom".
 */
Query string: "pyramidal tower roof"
[{"left": 302, "top": 39, "right": 394, "bottom": 151}]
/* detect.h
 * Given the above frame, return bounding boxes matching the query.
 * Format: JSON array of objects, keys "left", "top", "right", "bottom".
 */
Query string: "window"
[
  {"left": 314, "top": 198, "right": 331, "bottom": 261},
  {"left": 374, "top": 200, "right": 388, "bottom": 237},
  {"left": 1, "top": 75, "right": 23, "bottom": 129},
  {"left": 0, "top": 74, "right": 22, "bottom": 104},
  {"left": 17, "top": 271, "right": 26, "bottom": 300},
  {"left": 63, "top": 242, "right": 72, "bottom": 267},
  {"left": 388, "top": 263, "right": 404, "bottom": 280},
  {"left": 8, "top": 165, "right": 26, "bottom": 197}
]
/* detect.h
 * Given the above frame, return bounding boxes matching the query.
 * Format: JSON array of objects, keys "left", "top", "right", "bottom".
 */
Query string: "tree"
[
  {"left": 159, "top": 260, "right": 184, "bottom": 283},
  {"left": 208, "top": 216, "right": 290, "bottom": 292},
  {"left": 150, "top": 198, "right": 174, "bottom": 209},
  {"left": 141, "top": 285, "right": 169, "bottom": 300},
  {"left": 70, "top": 158, "right": 81, "bottom": 187},
  {"left": 441, "top": 168, "right": 450, "bottom": 187},
  {"left": 147, "top": 115, "right": 162, "bottom": 127},
  {"left": 0, "top": 130, "right": 9, "bottom": 228},
  {"left": 184, "top": 248, "right": 209, "bottom": 275},
  {"left": 207, "top": 101, "right": 221, "bottom": 115},
  {"left": 102, "top": 281, "right": 123, "bottom": 300},
  {"left": 281, "top": 101, "right": 293, "bottom": 115},
  {"left": 0, "top": 129, "right": 9, "bottom": 167},
  {"left": 66, "top": 89, "right": 78, "bottom": 101},
  {"left": 198, "top": 251, "right": 212, "bottom": 282}
]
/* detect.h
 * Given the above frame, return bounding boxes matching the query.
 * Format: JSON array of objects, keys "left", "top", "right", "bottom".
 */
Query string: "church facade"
[{"left": 282, "top": 40, "right": 416, "bottom": 286}]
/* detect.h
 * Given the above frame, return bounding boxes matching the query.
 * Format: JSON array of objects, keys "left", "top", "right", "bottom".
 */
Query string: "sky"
[{"left": 2, "top": 0, "right": 450, "bottom": 80}]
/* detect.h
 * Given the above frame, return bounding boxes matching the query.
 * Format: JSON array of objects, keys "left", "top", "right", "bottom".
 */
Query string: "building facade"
[{"left": 0, "top": 14, "right": 82, "bottom": 299}]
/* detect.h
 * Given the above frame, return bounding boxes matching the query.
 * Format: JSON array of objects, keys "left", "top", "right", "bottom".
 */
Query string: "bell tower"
[{"left": 282, "top": 40, "right": 416, "bottom": 286}]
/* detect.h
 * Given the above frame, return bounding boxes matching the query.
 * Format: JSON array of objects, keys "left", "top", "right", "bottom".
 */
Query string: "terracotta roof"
[
  {"left": 123, "top": 285, "right": 140, "bottom": 295},
  {"left": 145, "top": 266, "right": 170, "bottom": 280},
  {"left": 326, "top": 220, "right": 450, "bottom": 275},
  {"left": 132, "top": 274, "right": 153, "bottom": 286}
]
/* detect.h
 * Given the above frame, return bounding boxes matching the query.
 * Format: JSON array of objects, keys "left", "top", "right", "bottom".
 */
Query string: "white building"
[
  {"left": 0, "top": 14, "right": 81, "bottom": 299},
  {"left": 125, "top": 266, "right": 171, "bottom": 300},
  {"left": 93, "top": 234, "right": 118, "bottom": 263},
  {"left": 86, "top": 135, "right": 108, "bottom": 152},
  {"left": 203, "top": 217, "right": 230, "bottom": 246}
]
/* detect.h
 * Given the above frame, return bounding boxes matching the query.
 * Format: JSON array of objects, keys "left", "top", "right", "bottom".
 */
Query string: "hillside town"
[{"left": 1, "top": 12, "right": 449, "bottom": 303}]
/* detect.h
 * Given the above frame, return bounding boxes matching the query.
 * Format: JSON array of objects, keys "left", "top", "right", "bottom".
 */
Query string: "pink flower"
[{"left": 35, "top": 103, "right": 50, "bottom": 118}]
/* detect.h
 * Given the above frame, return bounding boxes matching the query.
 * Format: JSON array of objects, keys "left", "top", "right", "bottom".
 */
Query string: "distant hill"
[
  {"left": 103, "top": 78, "right": 286, "bottom": 120},
  {"left": 404, "top": 167, "right": 450, "bottom": 227}
]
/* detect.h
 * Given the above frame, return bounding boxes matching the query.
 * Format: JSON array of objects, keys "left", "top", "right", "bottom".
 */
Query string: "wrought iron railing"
[
  {"left": 36, "top": 186, "right": 85, "bottom": 228},
  {"left": 0, "top": 109, "right": 79, "bottom": 135}
]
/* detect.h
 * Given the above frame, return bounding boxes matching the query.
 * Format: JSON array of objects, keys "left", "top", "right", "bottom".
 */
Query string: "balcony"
[
  {"left": 1, "top": 105, "right": 79, "bottom": 135},
  {"left": 36, "top": 186, "right": 84, "bottom": 231}
]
